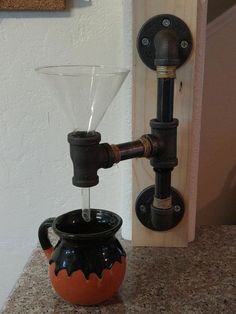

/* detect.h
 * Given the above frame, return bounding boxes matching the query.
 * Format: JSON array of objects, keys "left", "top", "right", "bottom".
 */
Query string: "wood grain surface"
[
  {"left": 0, "top": 0, "right": 66, "bottom": 10},
  {"left": 132, "top": 0, "right": 207, "bottom": 247}
]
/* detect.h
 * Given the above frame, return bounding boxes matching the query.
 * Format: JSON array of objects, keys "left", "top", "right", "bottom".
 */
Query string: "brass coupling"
[{"left": 156, "top": 66, "right": 176, "bottom": 79}]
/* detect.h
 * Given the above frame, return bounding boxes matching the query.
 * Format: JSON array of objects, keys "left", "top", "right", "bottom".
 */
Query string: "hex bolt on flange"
[
  {"left": 162, "top": 18, "right": 171, "bottom": 27},
  {"left": 142, "top": 37, "right": 150, "bottom": 46},
  {"left": 181, "top": 40, "right": 189, "bottom": 49},
  {"left": 174, "top": 205, "right": 181, "bottom": 213},
  {"left": 140, "top": 204, "right": 147, "bottom": 213}
]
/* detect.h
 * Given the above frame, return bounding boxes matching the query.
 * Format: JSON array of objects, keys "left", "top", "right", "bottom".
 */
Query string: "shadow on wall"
[
  {"left": 72, "top": 0, "right": 92, "bottom": 9},
  {"left": 197, "top": 165, "right": 236, "bottom": 225}
]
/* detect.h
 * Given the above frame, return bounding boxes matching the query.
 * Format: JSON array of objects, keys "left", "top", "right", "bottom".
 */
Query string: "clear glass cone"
[{"left": 36, "top": 65, "right": 129, "bottom": 132}]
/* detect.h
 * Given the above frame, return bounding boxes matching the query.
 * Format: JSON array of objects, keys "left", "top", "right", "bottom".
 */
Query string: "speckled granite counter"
[{"left": 1, "top": 226, "right": 235, "bottom": 314}]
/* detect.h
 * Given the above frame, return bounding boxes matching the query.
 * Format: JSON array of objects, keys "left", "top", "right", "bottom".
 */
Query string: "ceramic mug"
[{"left": 38, "top": 209, "right": 126, "bottom": 305}]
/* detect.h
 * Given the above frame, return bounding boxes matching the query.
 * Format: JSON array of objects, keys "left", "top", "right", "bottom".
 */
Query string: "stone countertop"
[{"left": 1, "top": 226, "right": 235, "bottom": 314}]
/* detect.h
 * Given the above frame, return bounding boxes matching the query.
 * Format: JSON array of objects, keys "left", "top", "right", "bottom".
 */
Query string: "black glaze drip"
[
  {"left": 38, "top": 209, "right": 125, "bottom": 279},
  {"left": 49, "top": 237, "right": 126, "bottom": 280}
]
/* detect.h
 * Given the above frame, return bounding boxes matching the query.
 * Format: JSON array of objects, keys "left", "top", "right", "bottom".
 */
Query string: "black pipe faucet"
[{"left": 68, "top": 14, "right": 193, "bottom": 231}]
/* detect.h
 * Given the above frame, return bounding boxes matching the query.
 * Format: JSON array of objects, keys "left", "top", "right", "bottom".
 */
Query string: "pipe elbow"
[{"left": 154, "top": 30, "right": 180, "bottom": 67}]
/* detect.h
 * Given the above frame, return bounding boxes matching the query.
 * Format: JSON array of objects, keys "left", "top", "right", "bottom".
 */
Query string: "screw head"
[
  {"left": 140, "top": 204, "right": 147, "bottom": 213},
  {"left": 162, "top": 18, "right": 171, "bottom": 27},
  {"left": 141, "top": 37, "right": 150, "bottom": 46},
  {"left": 181, "top": 40, "right": 189, "bottom": 49},
  {"left": 174, "top": 205, "right": 181, "bottom": 213}
]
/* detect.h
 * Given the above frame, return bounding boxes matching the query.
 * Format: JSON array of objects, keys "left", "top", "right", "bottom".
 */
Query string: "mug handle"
[{"left": 38, "top": 217, "right": 56, "bottom": 261}]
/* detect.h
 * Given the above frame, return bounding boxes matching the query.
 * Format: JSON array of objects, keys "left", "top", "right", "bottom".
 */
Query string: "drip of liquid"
[{"left": 81, "top": 188, "right": 91, "bottom": 222}]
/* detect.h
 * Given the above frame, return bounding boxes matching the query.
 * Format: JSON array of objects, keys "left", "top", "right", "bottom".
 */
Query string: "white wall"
[{"left": 0, "top": 0, "right": 132, "bottom": 308}]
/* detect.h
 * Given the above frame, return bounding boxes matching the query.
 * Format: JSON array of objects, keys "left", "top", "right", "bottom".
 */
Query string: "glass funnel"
[
  {"left": 36, "top": 65, "right": 129, "bottom": 133},
  {"left": 36, "top": 65, "right": 129, "bottom": 222}
]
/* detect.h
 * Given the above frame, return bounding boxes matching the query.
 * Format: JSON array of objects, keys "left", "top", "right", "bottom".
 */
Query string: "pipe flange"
[
  {"left": 135, "top": 185, "right": 185, "bottom": 231},
  {"left": 137, "top": 14, "right": 193, "bottom": 70}
]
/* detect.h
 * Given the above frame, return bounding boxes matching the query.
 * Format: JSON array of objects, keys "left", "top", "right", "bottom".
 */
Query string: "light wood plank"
[
  {"left": 188, "top": 0, "right": 208, "bottom": 241},
  {"left": 132, "top": 0, "right": 207, "bottom": 246}
]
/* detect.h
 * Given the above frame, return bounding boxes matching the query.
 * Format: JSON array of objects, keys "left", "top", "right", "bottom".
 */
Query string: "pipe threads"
[
  {"left": 156, "top": 66, "right": 176, "bottom": 78},
  {"left": 140, "top": 136, "right": 152, "bottom": 158},
  {"left": 153, "top": 196, "right": 172, "bottom": 209}
]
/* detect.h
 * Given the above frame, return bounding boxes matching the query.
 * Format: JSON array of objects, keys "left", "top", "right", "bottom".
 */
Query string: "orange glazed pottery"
[{"left": 38, "top": 209, "right": 126, "bottom": 305}]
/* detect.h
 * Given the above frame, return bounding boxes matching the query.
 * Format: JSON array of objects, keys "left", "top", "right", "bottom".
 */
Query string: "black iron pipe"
[
  {"left": 114, "top": 134, "right": 159, "bottom": 162},
  {"left": 116, "top": 140, "right": 146, "bottom": 161},
  {"left": 157, "top": 78, "right": 175, "bottom": 122},
  {"left": 154, "top": 78, "right": 175, "bottom": 202},
  {"left": 155, "top": 168, "right": 172, "bottom": 199}
]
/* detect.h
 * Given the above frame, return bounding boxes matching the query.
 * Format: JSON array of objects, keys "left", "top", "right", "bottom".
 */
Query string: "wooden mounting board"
[
  {"left": 0, "top": 0, "right": 66, "bottom": 11},
  {"left": 132, "top": 0, "right": 208, "bottom": 247}
]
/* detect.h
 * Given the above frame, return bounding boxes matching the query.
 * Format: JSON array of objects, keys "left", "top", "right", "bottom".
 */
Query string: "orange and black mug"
[{"left": 38, "top": 209, "right": 126, "bottom": 305}]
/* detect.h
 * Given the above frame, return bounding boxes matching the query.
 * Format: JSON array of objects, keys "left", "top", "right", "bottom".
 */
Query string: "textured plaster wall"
[{"left": 0, "top": 0, "right": 132, "bottom": 307}]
